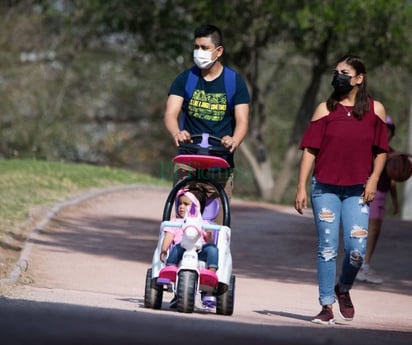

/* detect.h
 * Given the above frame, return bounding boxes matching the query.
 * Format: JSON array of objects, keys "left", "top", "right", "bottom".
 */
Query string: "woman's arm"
[
  {"left": 295, "top": 147, "right": 316, "bottom": 214},
  {"left": 363, "top": 151, "right": 387, "bottom": 204}
]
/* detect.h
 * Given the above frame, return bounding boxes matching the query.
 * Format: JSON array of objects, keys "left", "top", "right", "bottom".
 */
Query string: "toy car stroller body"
[{"left": 144, "top": 133, "right": 235, "bottom": 315}]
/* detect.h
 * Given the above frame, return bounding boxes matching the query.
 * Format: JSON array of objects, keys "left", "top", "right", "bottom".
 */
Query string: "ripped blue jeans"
[{"left": 311, "top": 177, "right": 369, "bottom": 306}]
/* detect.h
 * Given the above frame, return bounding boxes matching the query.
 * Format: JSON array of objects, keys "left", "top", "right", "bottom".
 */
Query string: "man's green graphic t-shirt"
[{"left": 169, "top": 66, "right": 250, "bottom": 167}]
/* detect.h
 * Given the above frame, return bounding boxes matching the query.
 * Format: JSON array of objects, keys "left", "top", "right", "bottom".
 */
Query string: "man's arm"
[
  {"left": 222, "top": 103, "right": 249, "bottom": 152},
  {"left": 163, "top": 94, "right": 190, "bottom": 146}
]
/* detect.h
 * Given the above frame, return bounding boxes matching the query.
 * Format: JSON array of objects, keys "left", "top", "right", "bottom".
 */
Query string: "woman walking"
[{"left": 294, "top": 55, "right": 389, "bottom": 325}]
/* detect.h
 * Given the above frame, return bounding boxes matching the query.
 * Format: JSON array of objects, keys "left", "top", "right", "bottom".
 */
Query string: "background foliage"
[{"left": 0, "top": 0, "right": 411, "bottom": 204}]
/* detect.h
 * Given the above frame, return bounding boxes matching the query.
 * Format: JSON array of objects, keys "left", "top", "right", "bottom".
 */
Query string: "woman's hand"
[
  {"left": 295, "top": 187, "right": 307, "bottom": 215},
  {"left": 362, "top": 179, "right": 378, "bottom": 204}
]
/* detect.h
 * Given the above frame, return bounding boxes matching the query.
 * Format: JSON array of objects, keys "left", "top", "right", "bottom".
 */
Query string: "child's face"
[{"left": 177, "top": 195, "right": 193, "bottom": 218}]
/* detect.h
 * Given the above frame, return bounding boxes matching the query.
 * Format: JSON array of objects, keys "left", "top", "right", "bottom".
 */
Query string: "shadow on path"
[
  {"left": 0, "top": 297, "right": 410, "bottom": 345},
  {"left": 27, "top": 196, "right": 412, "bottom": 296}
]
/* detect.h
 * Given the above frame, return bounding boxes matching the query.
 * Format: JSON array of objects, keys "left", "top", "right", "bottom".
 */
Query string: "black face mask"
[{"left": 331, "top": 73, "right": 353, "bottom": 94}]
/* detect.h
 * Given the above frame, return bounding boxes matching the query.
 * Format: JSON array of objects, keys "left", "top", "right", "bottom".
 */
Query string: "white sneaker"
[{"left": 356, "top": 267, "right": 383, "bottom": 284}]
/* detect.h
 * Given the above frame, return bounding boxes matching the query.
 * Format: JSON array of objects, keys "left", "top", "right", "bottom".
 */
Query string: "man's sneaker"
[
  {"left": 335, "top": 284, "right": 354, "bottom": 321},
  {"left": 311, "top": 306, "right": 335, "bottom": 325},
  {"left": 356, "top": 267, "right": 383, "bottom": 284}
]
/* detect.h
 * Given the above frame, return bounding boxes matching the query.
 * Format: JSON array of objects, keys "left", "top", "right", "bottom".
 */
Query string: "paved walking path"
[{"left": 1, "top": 184, "right": 411, "bottom": 343}]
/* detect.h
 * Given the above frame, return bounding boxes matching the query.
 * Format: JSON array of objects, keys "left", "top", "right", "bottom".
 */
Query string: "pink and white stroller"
[{"left": 144, "top": 134, "right": 235, "bottom": 315}]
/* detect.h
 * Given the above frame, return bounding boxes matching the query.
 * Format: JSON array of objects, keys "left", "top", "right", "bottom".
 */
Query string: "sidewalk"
[{"left": 2, "top": 184, "right": 411, "bottom": 342}]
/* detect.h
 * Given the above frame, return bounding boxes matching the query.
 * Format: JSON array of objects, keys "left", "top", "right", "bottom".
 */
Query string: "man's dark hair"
[{"left": 194, "top": 24, "right": 223, "bottom": 47}]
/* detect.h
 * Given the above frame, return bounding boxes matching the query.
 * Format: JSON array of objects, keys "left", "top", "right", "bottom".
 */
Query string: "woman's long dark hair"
[{"left": 326, "top": 55, "right": 370, "bottom": 119}]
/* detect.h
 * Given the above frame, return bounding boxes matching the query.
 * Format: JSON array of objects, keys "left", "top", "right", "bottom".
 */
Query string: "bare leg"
[
  {"left": 357, "top": 218, "right": 383, "bottom": 283},
  {"left": 365, "top": 218, "right": 383, "bottom": 265}
]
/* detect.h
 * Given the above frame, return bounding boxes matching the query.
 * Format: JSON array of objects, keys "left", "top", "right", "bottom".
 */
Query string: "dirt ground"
[{"left": 0, "top": 184, "right": 411, "bottom": 344}]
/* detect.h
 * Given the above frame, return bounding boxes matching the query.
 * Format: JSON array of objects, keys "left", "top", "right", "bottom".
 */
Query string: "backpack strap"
[
  {"left": 180, "top": 65, "right": 237, "bottom": 130},
  {"left": 180, "top": 65, "right": 200, "bottom": 130},
  {"left": 223, "top": 66, "right": 236, "bottom": 112},
  {"left": 184, "top": 65, "right": 201, "bottom": 105}
]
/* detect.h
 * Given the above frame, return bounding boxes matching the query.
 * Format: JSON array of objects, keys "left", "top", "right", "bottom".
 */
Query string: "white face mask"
[{"left": 193, "top": 48, "right": 218, "bottom": 69}]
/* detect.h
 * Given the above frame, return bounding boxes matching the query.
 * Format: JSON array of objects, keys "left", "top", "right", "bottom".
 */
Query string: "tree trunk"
[
  {"left": 238, "top": 46, "right": 276, "bottom": 201},
  {"left": 238, "top": 142, "right": 274, "bottom": 200},
  {"left": 271, "top": 144, "right": 301, "bottom": 202},
  {"left": 272, "top": 63, "right": 326, "bottom": 202}
]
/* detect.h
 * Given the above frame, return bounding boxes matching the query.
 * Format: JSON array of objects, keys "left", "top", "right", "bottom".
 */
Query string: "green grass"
[{"left": 0, "top": 159, "right": 169, "bottom": 242}]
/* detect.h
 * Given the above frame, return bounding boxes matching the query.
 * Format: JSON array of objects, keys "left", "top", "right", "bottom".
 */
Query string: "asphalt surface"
[{"left": 0, "top": 184, "right": 411, "bottom": 344}]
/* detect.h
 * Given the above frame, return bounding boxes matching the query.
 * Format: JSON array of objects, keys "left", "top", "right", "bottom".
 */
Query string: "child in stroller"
[
  {"left": 160, "top": 184, "right": 219, "bottom": 273},
  {"left": 144, "top": 133, "right": 235, "bottom": 315},
  {"left": 159, "top": 184, "right": 219, "bottom": 309}
]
